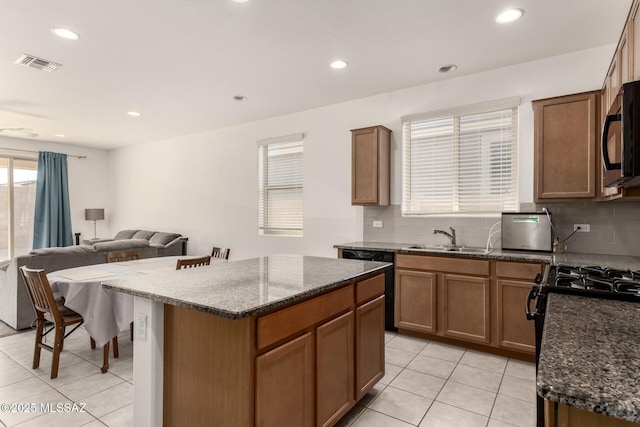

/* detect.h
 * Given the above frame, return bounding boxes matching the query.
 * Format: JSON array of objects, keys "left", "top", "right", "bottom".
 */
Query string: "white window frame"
[
  {"left": 257, "top": 133, "right": 304, "bottom": 237},
  {"left": 401, "top": 97, "right": 519, "bottom": 216}
]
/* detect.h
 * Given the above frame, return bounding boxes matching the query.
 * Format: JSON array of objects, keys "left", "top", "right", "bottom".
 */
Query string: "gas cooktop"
[{"left": 544, "top": 264, "right": 640, "bottom": 301}]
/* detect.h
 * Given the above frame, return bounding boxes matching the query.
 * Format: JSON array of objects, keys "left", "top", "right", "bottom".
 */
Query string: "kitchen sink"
[{"left": 403, "top": 245, "right": 492, "bottom": 254}]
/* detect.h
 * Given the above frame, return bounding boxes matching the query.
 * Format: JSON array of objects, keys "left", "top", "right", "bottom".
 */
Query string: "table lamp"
[{"left": 85, "top": 208, "right": 105, "bottom": 239}]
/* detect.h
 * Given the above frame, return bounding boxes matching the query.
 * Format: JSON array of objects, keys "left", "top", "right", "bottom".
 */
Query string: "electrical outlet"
[
  {"left": 373, "top": 221, "right": 383, "bottom": 228},
  {"left": 574, "top": 224, "right": 590, "bottom": 232},
  {"left": 136, "top": 312, "right": 147, "bottom": 341}
]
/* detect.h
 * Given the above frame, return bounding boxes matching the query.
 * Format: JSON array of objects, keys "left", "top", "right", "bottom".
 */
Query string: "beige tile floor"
[
  {"left": 337, "top": 331, "right": 536, "bottom": 427},
  {"left": 0, "top": 328, "right": 132, "bottom": 427},
  {"left": 0, "top": 328, "right": 536, "bottom": 427}
]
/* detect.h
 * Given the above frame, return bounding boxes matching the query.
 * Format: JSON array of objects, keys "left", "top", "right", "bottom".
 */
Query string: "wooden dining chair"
[
  {"left": 105, "top": 250, "right": 140, "bottom": 263},
  {"left": 211, "top": 247, "right": 230, "bottom": 260},
  {"left": 176, "top": 255, "right": 211, "bottom": 270},
  {"left": 20, "top": 266, "right": 86, "bottom": 379}
]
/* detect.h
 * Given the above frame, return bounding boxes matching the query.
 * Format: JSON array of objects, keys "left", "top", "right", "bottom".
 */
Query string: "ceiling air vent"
[{"left": 14, "top": 54, "right": 62, "bottom": 72}]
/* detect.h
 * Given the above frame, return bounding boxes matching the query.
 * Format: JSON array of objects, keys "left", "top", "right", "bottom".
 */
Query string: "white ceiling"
[{"left": 0, "top": 0, "right": 633, "bottom": 150}]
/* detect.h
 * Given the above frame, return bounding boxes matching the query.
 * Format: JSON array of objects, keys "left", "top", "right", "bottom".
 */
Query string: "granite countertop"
[
  {"left": 103, "top": 254, "right": 391, "bottom": 319},
  {"left": 334, "top": 241, "right": 640, "bottom": 267},
  {"left": 537, "top": 293, "right": 640, "bottom": 423}
]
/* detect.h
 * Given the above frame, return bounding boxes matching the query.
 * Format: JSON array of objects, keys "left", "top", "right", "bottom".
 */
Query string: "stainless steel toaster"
[{"left": 501, "top": 212, "right": 553, "bottom": 252}]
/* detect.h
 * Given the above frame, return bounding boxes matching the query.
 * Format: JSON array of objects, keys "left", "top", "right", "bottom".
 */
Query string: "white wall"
[
  {"left": 0, "top": 135, "right": 110, "bottom": 242},
  {"left": 107, "top": 45, "right": 614, "bottom": 260}
]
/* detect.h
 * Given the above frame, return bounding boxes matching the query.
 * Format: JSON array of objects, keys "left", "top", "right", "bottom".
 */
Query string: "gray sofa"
[{"left": 0, "top": 230, "right": 187, "bottom": 330}]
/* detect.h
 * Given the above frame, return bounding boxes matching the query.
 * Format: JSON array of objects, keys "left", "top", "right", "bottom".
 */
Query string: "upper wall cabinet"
[
  {"left": 533, "top": 91, "right": 600, "bottom": 202},
  {"left": 351, "top": 125, "right": 391, "bottom": 206}
]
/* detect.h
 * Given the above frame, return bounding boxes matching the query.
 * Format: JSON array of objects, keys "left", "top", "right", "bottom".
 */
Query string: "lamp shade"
[{"left": 85, "top": 208, "right": 105, "bottom": 221}]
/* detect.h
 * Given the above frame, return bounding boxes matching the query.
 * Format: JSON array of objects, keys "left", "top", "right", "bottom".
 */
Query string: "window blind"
[
  {"left": 258, "top": 134, "right": 304, "bottom": 236},
  {"left": 402, "top": 99, "right": 519, "bottom": 215}
]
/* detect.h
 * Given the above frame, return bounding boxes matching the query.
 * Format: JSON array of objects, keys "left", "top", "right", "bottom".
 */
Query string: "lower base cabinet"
[
  {"left": 255, "top": 273, "right": 386, "bottom": 427},
  {"left": 497, "top": 279, "right": 535, "bottom": 352},
  {"left": 355, "top": 295, "right": 385, "bottom": 400},
  {"left": 395, "top": 269, "right": 436, "bottom": 333},
  {"left": 394, "top": 255, "right": 544, "bottom": 357},
  {"left": 442, "top": 274, "right": 490, "bottom": 344},
  {"left": 256, "top": 333, "right": 315, "bottom": 427},
  {"left": 316, "top": 311, "right": 354, "bottom": 427},
  {"left": 547, "top": 401, "right": 640, "bottom": 427}
]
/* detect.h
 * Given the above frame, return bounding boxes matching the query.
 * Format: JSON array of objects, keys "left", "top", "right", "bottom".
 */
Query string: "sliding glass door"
[{"left": 0, "top": 157, "right": 38, "bottom": 260}]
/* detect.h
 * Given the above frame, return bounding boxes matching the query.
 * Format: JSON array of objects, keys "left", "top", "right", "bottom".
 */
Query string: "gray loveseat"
[{"left": 0, "top": 229, "right": 187, "bottom": 330}]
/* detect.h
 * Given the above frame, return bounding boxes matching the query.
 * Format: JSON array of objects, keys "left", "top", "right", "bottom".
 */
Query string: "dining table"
[{"left": 47, "top": 255, "right": 226, "bottom": 372}]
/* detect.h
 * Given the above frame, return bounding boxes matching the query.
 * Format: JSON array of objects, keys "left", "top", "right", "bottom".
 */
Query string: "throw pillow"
[
  {"left": 93, "top": 239, "right": 150, "bottom": 252},
  {"left": 132, "top": 230, "right": 156, "bottom": 240},
  {"left": 114, "top": 229, "right": 139, "bottom": 240},
  {"left": 148, "top": 232, "right": 181, "bottom": 246}
]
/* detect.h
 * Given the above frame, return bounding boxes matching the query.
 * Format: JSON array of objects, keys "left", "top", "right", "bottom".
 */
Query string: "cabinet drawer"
[
  {"left": 396, "top": 254, "right": 489, "bottom": 276},
  {"left": 257, "top": 285, "right": 354, "bottom": 350},
  {"left": 356, "top": 273, "right": 385, "bottom": 305},
  {"left": 496, "top": 261, "right": 544, "bottom": 280}
]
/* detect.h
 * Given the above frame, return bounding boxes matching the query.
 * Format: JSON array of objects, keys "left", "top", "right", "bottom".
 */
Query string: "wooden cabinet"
[
  {"left": 533, "top": 91, "right": 600, "bottom": 201},
  {"left": 442, "top": 274, "right": 490, "bottom": 344},
  {"left": 256, "top": 333, "right": 315, "bottom": 427},
  {"left": 316, "top": 311, "right": 354, "bottom": 427},
  {"left": 395, "top": 269, "right": 437, "bottom": 333},
  {"left": 496, "top": 261, "right": 542, "bottom": 353},
  {"left": 355, "top": 295, "right": 385, "bottom": 400},
  {"left": 547, "top": 401, "right": 639, "bottom": 427},
  {"left": 254, "top": 273, "right": 385, "bottom": 427},
  {"left": 394, "top": 254, "right": 543, "bottom": 357},
  {"left": 351, "top": 125, "right": 390, "bottom": 206},
  {"left": 395, "top": 254, "right": 490, "bottom": 342}
]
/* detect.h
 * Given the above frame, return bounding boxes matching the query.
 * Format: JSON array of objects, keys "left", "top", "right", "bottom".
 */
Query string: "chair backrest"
[
  {"left": 105, "top": 250, "right": 140, "bottom": 263},
  {"left": 211, "top": 247, "right": 230, "bottom": 260},
  {"left": 176, "top": 255, "right": 211, "bottom": 270},
  {"left": 20, "top": 266, "right": 61, "bottom": 324}
]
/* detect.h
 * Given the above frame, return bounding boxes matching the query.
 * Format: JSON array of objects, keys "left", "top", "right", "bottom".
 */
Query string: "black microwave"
[{"left": 602, "top": 80, "right": 640, "bottom": 187}]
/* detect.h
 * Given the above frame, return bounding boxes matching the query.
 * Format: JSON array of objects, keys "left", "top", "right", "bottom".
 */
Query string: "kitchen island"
[
  {"left": 538, "top": 293, "right": 640, "bottom": 426},
  {"left": 104, "top": 254, "right": 391, "bottom": 427}
]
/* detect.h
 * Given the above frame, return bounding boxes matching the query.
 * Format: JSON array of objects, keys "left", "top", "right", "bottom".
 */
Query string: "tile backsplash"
[{"left": 363, "top": 203, "right": 640, "bottom": 256}]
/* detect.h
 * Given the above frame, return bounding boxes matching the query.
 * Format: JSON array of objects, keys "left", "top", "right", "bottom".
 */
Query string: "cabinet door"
[
  {"left": 395, "top": 269, "right": 437, "bottom": 333},
  {"left": 442, "top": 274, "right": 490, "bottom": 344},
  {"left": 356, "top": 295, "right": 385, "bottom": 400},
  {"left": 556, "top": 402, "right": 639, "bottom": 427},
  {"left": 316, "top": 311, "right": 354, "bottom": 427},
  {"left": 351, "top": 126, "right": 390, "bottom": 206},
  {"left": 256, "top": 332, "right": 314, "bottom": 427},
  {"left": 496, "top": 279, "right": 535, "bottom": 353},
  {"left": 533, "top": 91, "right": 599, "bottom": 201}
]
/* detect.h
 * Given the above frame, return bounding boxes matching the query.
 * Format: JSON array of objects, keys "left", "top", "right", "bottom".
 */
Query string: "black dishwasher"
[{"left": 341, "top": 249, "right": 397, "bottom": 332}]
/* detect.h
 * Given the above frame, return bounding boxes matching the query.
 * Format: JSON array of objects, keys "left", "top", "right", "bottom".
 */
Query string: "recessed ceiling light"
[
  {"left": 127, "top": 111, "right": 142, "bottom": 117},
  {"left": 438, "top": 64, "right": 458, "bottom": 73},
  {"left": 231, "top": 0, "right": 249, "bottom": 3},
  {"left": 55, "top": 134, "right": 66, "bottom": 138},
  {"left": 233, "top": 95, "right": 248, "bottom": 101},
  {"left": 330, "top": 60, "right": 349, "bottom": 70},
  {"left": 51, "top": 28, "right": 80, "bottom": 40},
  {"left": 495, "top": 8, "right": 524, "bottom": 24}
]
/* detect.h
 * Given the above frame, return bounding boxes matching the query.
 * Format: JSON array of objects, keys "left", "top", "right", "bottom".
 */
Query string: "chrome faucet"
[{"left": 434, "top": 227, "right": 456, "bottom": 247}]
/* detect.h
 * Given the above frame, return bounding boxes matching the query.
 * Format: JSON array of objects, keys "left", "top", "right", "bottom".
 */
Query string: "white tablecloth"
[{"left": 47, "top": 256, "right": 225, "bottom": 347}]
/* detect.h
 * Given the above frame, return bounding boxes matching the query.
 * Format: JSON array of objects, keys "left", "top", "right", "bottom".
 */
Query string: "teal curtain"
[{"left": 32, "top": 152, "right": 73, "bottom": 249}]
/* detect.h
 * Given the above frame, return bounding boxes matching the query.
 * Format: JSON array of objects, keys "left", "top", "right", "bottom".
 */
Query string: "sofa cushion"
[
  {"left": 30, "top": 245, "right": 97, "bottom": 256},
  {"left": 148, "top": 232, "right": 181, "bottom": 246},
  {"left": 114, "top": 229, "right": 139, "bottom": 240},
  {"left": 93, "top": 239, "right": 150, "bottom": 252},
  {"left": 132, "top": 230, "right": 156, "bottom": 241}
]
